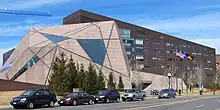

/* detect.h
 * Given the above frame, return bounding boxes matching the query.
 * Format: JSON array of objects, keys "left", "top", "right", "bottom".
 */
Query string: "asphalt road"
[{"left": 1, "top": 95, "right": 220, "bottom": 110}]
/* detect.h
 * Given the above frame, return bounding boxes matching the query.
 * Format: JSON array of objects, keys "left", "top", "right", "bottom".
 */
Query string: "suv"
[
  {"left": 158, "top": 89, "right": 176, "bottom": 99},
  {"left": 94, "top": 90, "right": 120, "bottom": 103},
  {"left": 122, "top": 89, "right": 144, "bottom": 101},
  {"left": 10, "top": 89, "right": 57, "bottom": 109},
  {"left": 58, "top": 92, "right": 95, "bottom": 106}
]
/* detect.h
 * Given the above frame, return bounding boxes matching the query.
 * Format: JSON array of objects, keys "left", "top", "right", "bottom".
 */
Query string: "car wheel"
[
  {"left": 72, "top": 100, "right": 77, "bottom": 106},
  {"left": 27, "top": 101, "right": 34, "bottom": 109},
  {"left": 132, "top": 96, "right": 135, "bottom": 101},
  {"left": 105, "top": 98, "right": 110, "bottom": 103},
  {"left": 122, "top": 98, "right": 126, "bottom": 102},
  {"left": 173, "top": 95, "right": 176, "bottom": 98},
  {"left": 116, "top": 97, "right": 120, "bottom": 102},
  {"left": 48, "top": 100, "right": 55, "bottom": 107},
  {"left": 88, "top": 99, "right": 94, "bottom": 105},
  {"left": 158, "top": 97, "right": 161, "bottom": 99},
  {"left": 141, "top": 97, "right": 144, "bottom": 101}
]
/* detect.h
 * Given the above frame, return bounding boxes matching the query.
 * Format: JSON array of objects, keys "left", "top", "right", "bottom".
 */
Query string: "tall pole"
[
  {"left": 168, "top": 73, "right": 171, "bottom": 89},
  {"left": 169, "top": 77, "right": 171, "bottom": 89}
]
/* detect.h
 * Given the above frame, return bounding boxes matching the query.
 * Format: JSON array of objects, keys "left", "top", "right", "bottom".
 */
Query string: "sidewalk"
[{"left": 0, "top": 105, "right": 12, "bottom": 109}]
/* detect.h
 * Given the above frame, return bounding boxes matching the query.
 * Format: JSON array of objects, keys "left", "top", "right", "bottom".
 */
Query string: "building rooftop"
[{"left": 64, "top": 9, "right": 215, "bottom": 51}]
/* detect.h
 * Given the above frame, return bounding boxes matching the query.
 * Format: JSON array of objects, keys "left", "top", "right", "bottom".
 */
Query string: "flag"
[
  {"left": 176, "top": 50, "right": 193, "bottom": 61},
  {"left": 176, "top": 50, "right": 184, "bottom": 59}
]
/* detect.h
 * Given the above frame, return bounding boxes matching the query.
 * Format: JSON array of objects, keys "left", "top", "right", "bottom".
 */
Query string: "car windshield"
[
  {"left": 160, "top": 89, "right": 170, "bottom": 93},
  {"left": 125, "top": 89, "right": 136, "bottom": 93},
  {"left": 20, "top": 90, "right": 36, "bottom": 96},
  {"left": 66, "top": 93, "right": 78, "bottom": 97},
  {"left": 98, "top": 90, "right": 109, "bottom": 95}
]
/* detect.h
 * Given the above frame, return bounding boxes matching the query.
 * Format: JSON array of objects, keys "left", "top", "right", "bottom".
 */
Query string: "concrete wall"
[
  {"left": 131, "top": 71, "right": 187, "bottom": 90},
  {"left": 0, "top": 79, "right": 47, "bottom": 91}
]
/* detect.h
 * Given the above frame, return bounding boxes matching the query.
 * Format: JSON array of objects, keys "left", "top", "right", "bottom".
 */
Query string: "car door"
[
  {"left": 113, "top": 90, "right": 119, "bottom": 100},
  {"left": 78, "top": 92, "right": 84, "bottom": 104},
  {"left": 33, "top": 90, "right": 44, "bottom": 105},
  {"left": 108, "top": 90, "right": 114, "bottom": 101},
  {"left": 82, "top": 92, "right": 90, "bottom": 103},
  {"left": 42, "top": 90, "right": 51, "bottom": 104},
  {"left": 136, "top": 89, "right": 141, "bottom": 99}
]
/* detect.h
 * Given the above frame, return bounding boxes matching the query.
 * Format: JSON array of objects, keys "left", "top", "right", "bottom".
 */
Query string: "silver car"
[
  {"left": 158, "top": 89, "right": 176, "bottom": 99},
  {"left": 122, "top": 89, "right": 144, "bottom": 101}
]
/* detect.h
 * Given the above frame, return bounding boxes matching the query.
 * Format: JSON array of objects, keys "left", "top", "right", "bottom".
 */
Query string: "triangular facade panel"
[
  {"left": 42, "top": 33, "right": 71, "bottom": 44},
  {"left": 35, "top": 23, "right": 93, "bottom": 37},
  {"left": 40, "top": 47, "right": 57, "bottom": 68},
  {"left": 67, "top": 23, "right": 103, "bottom": 40},
  {"left": 36, "top": 46, "right": 54, "bottom": 59},
  {"left": 77, "top": 39, "right": 107, "bottom": 65},
  {"left": 6, "top": 49, "right": 35, "bottom": 80},
  {"left": 58, "top": 39, "right": 91, "bottom": 61}
]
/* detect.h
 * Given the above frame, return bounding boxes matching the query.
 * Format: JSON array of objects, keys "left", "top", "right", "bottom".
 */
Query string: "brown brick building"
[{"left": 63, "top": 9, "right": 216, "bottom": 88}]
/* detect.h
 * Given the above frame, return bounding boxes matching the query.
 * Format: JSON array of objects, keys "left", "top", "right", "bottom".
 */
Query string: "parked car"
[
  {"left": 10, "top": 89, "right": 57, "bottom": 109},
  {"left": 58, "top": 92, "right": 94, "bottom": 106},
  {"left": 94, "top": 90, "right": 120, "bottom": 103},
  {"left": 122, "top": 89, "right": 144, "bottom": 101},
  {"left": 152, "top": 90, "right": 159, "bottom": 95},
  {"left": 158, "top": 89, "right": 176, "bottom": 99}
]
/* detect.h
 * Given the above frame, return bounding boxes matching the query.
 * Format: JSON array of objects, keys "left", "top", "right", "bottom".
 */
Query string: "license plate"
[
  {"left": 96, "top": 98, "right": 99, "bottom": 100},
  {"left": 13, "top": 102, "right": 16, "bottom": 104},
  {"left": 60, "top": 101, "right": 63, "bottom": 103}
]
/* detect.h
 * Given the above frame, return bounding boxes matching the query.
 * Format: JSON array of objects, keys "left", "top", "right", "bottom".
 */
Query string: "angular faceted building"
[{"left": 0, "top": 21, "right": 132, "bottom": 89}]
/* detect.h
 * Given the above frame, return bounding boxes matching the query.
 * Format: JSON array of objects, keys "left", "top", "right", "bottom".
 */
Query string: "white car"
[{"left": 122, "top": 89, "right": 144, "bottom": 101}]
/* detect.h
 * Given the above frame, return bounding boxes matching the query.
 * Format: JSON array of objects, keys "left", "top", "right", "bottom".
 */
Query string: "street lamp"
[{"left": 167, "top": 73, "right": 171, "bottom": 89}]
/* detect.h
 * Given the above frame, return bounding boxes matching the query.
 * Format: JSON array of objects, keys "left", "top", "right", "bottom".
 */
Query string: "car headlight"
[
  {"left": 164, "top": 93, "right": 168, "bottom": 96},
  {"left": 20, "top": 98, "right": 26, "bottom": 103},
  {"left": 99, "top": 96, "right": 105, "bottom": 98},
  {"left": 66, "top": 98, "right": 71, "bottom": 101},
  {"left": 57, "top": 98, "right": 60, "bottom": 101}
]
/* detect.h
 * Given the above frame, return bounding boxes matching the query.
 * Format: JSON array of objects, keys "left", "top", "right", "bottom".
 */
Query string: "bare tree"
[
  {"left": 215, "top": 67, "right": 220, "bottom": 83},
  {"left": 188, "top": 69, "right": 195, "bottom": 92},
  {"left": 164, "top": 62, "right": 177, "bottom": 89},
  {"left": 130, "top": 63, "right": 144, "bottom": 89},
  {"left": 194, "top": 62, "right": 204, "bottom": 89}
]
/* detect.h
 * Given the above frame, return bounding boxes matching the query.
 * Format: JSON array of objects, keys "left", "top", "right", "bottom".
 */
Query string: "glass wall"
[
  {"left": 120, "top": 29, "right": 131, "bottom": 38},
  {"left": 135, "top": 39, "right": 144, "bottom": 45},
  {"left": 10, "top": 55, "right": 40, "bottom": 80},
  {"left": 120, "top": 29, "right": 145, "bottom": 62}
]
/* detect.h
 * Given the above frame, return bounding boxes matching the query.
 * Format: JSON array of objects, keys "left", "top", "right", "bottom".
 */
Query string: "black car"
[
  {"left": 10, "top": 89, "right": 57, "bottom": 109},
  {"left": 158, "top": 89, "right": 176, "bottom": 99},
  {"left": 94, "top": 90, "right": 120, "bottom": 103},
  {"left": 58, "top": 92, "right": 94, "bottom": 106}
]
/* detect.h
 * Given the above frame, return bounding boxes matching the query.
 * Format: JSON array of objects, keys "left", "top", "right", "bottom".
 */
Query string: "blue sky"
[{"left": 0, "top": 0, "right": 220, "bottom": 65}]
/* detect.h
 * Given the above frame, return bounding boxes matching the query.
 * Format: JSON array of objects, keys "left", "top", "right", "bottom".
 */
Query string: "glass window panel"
[
  {"left": 135, "top": 39, "right": 144, "bottom": 45},
  {"left": 136, "top": 55, "right": 144, "bottom": 60},
  {"left": 166, "top": 43, "right": 171, "bottom": 46},
  {"left": 0, "top": 61, "right": 14, "bottom": 73},
  {"left": 135, "top": 47, "right": 144, "bottom": 52},
  {"left": 120, "top": 29, "right": 130, "bottom": 38},
  {"left": 125, "top": 47, "right": 132, "bottom": 51},
  {"left": 10, "top": 55, "right": 40, "bottom": 81},
  {"left": 127, "top": 51, "right": 131, "bottom": 55}
]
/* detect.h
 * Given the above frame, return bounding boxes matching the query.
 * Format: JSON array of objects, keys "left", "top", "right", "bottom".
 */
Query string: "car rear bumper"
[
  {"left": 94, "top": 97, "right": 106, "bottom": 103},
  {"left": 58, "top": 100, "right": 72, "bottom": 105}
]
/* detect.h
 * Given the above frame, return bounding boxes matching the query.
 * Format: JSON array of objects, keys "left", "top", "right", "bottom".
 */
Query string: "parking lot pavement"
[{"left": 1, "top": 95, "right": 219, "bottom": 110}]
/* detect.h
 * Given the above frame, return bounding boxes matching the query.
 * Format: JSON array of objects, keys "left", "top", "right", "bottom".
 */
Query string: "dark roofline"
[{"left": 64, "top": 9, "right": 215, "bottom": 51}]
